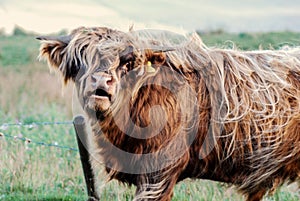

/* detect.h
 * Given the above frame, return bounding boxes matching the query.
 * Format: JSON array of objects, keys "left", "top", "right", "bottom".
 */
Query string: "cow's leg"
[
  {"left": 133, "top": 171, "right": 181, "bottom": 201},
  {"left": 73, "top": 115, "right": 99, "bottom": 201},
  {"left": 245, "top": 188, "right": 267, "bottom": 201}
]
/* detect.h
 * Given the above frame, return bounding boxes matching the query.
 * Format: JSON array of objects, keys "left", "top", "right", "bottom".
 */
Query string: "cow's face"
[
  {"left": 37, "top": 27, "right": 168, "bottom": 116},
  {"left": 78, "top": 43, "right": 138, "bottom": 114}
]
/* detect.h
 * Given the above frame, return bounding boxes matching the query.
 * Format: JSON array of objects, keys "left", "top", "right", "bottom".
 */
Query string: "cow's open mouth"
[
  {"left": 86, "top": 87, "right": 114, "bottom": 112},
  {"left": 94, "top": 88, "right": 112, "bottom": 101}
]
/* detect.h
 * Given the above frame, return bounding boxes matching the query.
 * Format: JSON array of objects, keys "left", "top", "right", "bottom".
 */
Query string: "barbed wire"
[
  {"left": 0, "top": 121, "right": 73, "bottom": 130},
  {"left": 0, "top": 132, "right": 78, "bottom": 151},
  {"left": 0, "top": 120, "right": 78, "bottom": 151}
]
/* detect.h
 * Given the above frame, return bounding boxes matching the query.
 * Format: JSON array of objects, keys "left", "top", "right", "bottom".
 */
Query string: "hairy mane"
[{"left": 104, "top": 31, "right": 300, "bottom": 193}]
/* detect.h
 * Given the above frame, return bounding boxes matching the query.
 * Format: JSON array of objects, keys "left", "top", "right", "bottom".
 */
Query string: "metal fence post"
[{"left": 73, "top": 115, "right": 99, "bottom": 201}]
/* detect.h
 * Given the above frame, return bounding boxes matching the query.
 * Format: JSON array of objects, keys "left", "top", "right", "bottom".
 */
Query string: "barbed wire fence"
[{"left": 0, "top": 121, "right": 79, "bottom": 151}]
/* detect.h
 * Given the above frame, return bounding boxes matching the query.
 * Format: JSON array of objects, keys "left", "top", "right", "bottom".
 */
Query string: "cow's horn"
[{"left": 36, "top": 35, "right": 71, "bottom": 44}]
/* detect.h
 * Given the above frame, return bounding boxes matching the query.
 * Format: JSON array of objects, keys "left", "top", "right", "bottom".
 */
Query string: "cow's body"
[{"left": 38, "top": 27, "right": 300, "bottom": 201}]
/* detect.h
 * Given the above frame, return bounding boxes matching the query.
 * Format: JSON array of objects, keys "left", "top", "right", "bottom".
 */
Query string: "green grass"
[
  {"left": 1, "top": 193, "right": 84, "bottom": 201},
  {"left": 0, "top": 35, "right": 40, "bottom": 69},
  {"left": 0, "top": 31, "right": 300, "bottom": 201},
  {"left": 200, "top": 31, "right": 300, "bottom": 50}
]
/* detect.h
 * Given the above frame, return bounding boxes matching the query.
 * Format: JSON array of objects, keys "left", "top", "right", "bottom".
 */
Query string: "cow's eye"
[
  {"left": 120, "top": 61, "right": 131, "bottom": 77},
  {"left": 125, "top": 61, "right": 132, "bottom": 70}
]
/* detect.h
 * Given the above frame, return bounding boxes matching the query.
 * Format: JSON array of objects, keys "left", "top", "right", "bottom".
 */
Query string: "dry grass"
[{"left": 0, "top": 64, "right": 74, "bottom": 118}]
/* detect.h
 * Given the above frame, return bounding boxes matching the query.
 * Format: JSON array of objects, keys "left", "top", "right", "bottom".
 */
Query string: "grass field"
[{"left": 0, "top": 30, "right": 300, "bottom": 201}]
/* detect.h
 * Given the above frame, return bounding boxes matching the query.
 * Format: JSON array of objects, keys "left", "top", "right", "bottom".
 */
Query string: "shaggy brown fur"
[{"left": 37, "top": 26, "right": 300, "bottom": 201}]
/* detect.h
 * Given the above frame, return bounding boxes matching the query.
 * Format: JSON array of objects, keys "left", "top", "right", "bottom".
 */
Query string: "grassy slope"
[{"left": 0, "top": 32, "right": 300, "bottom": 201}]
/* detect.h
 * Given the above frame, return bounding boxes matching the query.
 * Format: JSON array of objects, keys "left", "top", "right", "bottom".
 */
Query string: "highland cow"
[{"left": 37, "top": 27, "right": 300, "bottom": 201}]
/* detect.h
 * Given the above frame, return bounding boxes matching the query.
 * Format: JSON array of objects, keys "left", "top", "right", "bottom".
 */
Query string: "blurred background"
[
  {"left": 1, "top": 0, "right": 300, "bottom": 34},
  {"left": 0, "top": 0, "right": 300, "bottom": 200}
]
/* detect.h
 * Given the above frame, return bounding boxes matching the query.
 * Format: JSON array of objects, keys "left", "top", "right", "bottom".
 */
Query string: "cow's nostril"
[
  {"left": 106, "top": 78, "right": 113, "bottom": 86},
  {"left": 91, "top": 74, "right": 113, "bottom": 87}
]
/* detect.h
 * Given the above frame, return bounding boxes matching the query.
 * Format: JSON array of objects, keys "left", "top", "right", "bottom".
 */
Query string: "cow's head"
[{"left": 37, "top": 27, "right": 173, "bottom": 117}]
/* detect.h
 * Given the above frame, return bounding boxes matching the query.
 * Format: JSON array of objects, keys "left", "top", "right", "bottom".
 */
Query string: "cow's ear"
[
  {"left": 145, "top": 50, "right": 167, "bottom": 67},
  {"left": 37, "top": 35, "right": 74, "bottom": 83},
  {"left": 145, "top": 46, "right": 174, "bottom": 66}
]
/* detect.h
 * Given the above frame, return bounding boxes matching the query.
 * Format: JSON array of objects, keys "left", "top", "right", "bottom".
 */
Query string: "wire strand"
[
  {"left": 0, "top": 132, "right": 78, "bottom": 151},
  {"left": 0, "top": 121, "right": 74, "bottom": 130}
]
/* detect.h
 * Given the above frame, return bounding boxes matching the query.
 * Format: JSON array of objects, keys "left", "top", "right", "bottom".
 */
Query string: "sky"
[{"left": 1, "top": 0, "right": 300, "bottom": 35}]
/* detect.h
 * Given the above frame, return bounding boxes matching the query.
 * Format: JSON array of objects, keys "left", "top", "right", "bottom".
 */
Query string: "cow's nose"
[{"left": 91, "top": 73, "right": 113, "bottom": 90}]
